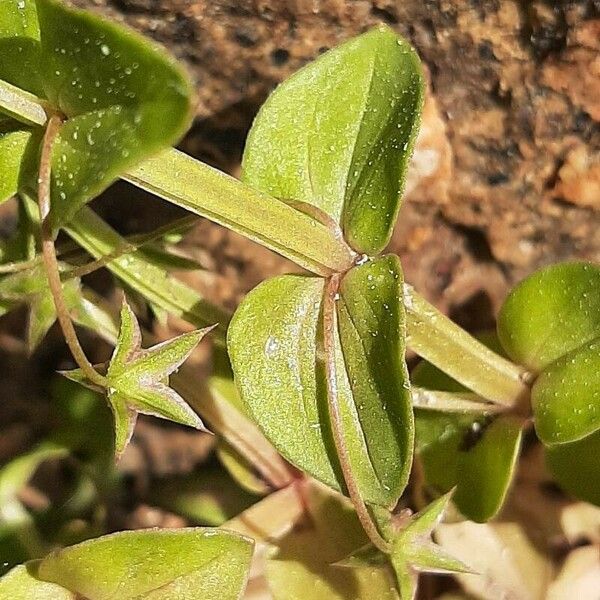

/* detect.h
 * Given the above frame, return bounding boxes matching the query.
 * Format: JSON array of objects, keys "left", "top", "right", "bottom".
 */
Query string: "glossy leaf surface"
[
  {"left": 0, "top": 0, "right": 43, "bottom": 95},
  {"left": 35, "top": 0, "right": 194, "bottom": 226},
  {"left": 242, "top": 25, "right": 423, "bottom": 255},
  {"left": 0, "top": 0, "right": 194, "bottom": 226},
  {"left": 0, "top": 124, "right": 33, "bottom": 204},
  {"left": 546, "top": 429, "right": 600, "bottom": 506},
  {"left": 33, "top": 528, "right": 253, "bottom": 599},
  {"left": 413, "top": 356, "right": 522, "bottom": 522},
  {"left": 229, "top": 257, "right": 412, "bottom": 506},
  {"left": 498, "top": 262, "right": 600, "bottom": 372},
  {"left": 532, "top": 339, "right": 600, "bottom": 445}
]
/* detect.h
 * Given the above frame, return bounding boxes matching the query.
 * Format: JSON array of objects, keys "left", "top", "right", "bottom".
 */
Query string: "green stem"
[
  {"left": 410, "top": 387, "right": 504, "bottom": 415},
  {"left": 125, "top": 149, "right": 356, "bottom": 276},
  {"left": 0, "top": 79, "right": 48, "bottom": 127},
  {"left": 65, "top": 207, "right": 229, "bottom": 339},
  {"left": 403, "top": 284, "right": 531, "bottom": 407}
]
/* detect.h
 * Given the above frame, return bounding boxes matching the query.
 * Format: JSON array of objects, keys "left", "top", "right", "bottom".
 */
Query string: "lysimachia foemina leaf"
[
  {"left": 228, "top": 256, "right": 412, "bottom": 507},
  {"left": 532, "top": 339, "right": 600, "bottom": 445},
  {"left": 497, "top": 262, "right": 600, "bottom": 372},
  {"left": 242, "top": 25, "right": 423, "bottom": 256},
  {"left": 0, "top": 0, "right": 194, "bottom": 227},
  {"left": 412, "top": 355, "right": 523, "bottom": 522},
  {"left": 0, "top": 0, "right": 43, "bottom": 95},
  {"left": 497, "top": 262, "right": 600, "bottom": 446},
  {"left": 65, "top": 300, "right": 212, "bottom": 458},
  {"left": 13, "top": 528, "right": 254, "bottom": 600},
  {"left": 0, "top": 119, "right": 41, "bottom": 205},
  {"left": 546, "top": 429, "right": 600, "bottom": 506}
]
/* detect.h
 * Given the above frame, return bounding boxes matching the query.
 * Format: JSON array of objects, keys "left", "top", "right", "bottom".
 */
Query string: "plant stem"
[
  {"left": 0, "top": 79, "right": 47, "bottom": 127},
  {"left": 125, "top": 149, "right": 356, "bottom": 276},
  {"left": 403, "top": 284, "right": 531, "bottom": 407},
  {"left": 66, "top": 207, "right": 229, "bottom": 338},
  {"left": 410, "top": 387, "right": 504, "bottom": 414},
  {"left": 37, "top": 115, "right": 107, "bottom": 388},
  {"left": 322, "top": 274, "right": 391, "bottom": 554}
]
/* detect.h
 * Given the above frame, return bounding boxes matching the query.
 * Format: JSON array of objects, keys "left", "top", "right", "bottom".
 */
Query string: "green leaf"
[
  {"left": 546, "top": 429, "right": 600, "bottom": 506},
  {"left": 0, "top": 0, "right": 43, "bottom": 95},
  {"left": 0, "top": 125, "right": 32, "bottom": 204},
  {"left": 532, "top": 338, "right": 600, "bottom": 445},
  {"left": 336, "top": 255, "right": 413, "bottom": 504},
  {"left": 390, "top": 492, "right": 471, "bottom": 600},
  {"left": 228, "top": 256, "right": 412, "bottom": 507},
  {"left": 497, "top": 262, "right": 600, "bottom": 372},
  {"left": 242, "top": 25, "right": 424, "bottom": 255},
  {"left": 266, "top": 484, "right": 399, "bottom": 600},
  {"left": 8, "top": 0, "right": 194, "bottom": 227},
  {"left": 0, "top": 565, "right": 73, "bottom": 600},
  {"left": 32, "top": 528, "right": 253, "bottom": 599},
  {"left": 412, "top": 355, "right": 523, "bottom": 522},
  {"left": 452, "top": 416, "right": 523, "bottom": 522}
]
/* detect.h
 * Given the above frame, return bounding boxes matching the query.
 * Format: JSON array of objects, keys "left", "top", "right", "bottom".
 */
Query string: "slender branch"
[
  {"left": 37, "top": 115, "right": 107, "bottom": 388},
  {"left": 403, "top": 284, "right": 532, "bottom": 408},
  {"left": 322, "top": 274, "right": 391, "bottom": 554},
  {"left": 0, "top": 79, "right": 48, "bottom": 127},
  {"left": 410, "top": 387, "right": 505, "bottom": 415}
]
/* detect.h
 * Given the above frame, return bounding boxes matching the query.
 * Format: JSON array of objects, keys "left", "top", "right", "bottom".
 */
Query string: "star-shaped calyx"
[
  {"left": 336, "top": 490, "right": 472, "bottom": 599},
  {"left": 64, "top": 299, "right": 213, "bottom": 459}
]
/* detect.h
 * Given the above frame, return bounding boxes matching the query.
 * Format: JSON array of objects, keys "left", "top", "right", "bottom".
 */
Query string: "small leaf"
[
  {"left": 0, "top": 123, "right": 36, "bottom": 204},
  {"left": 532, "top": 339, "right": 600, "bottom": 445},
  {"left": 32, "top": 528, "right": 254, "bottom": 600},
  {"left": 546, "top": 429, "right": 600, "bottom": 506},
  {"left": 0, "top": 564, "right": 73, "bottom": 600},
  {"left": 228, "top": 257, "right": 413, "bottom": 506},
  {"left": 242, "top": 25, "right": 424, "bottom": 255},
  {"left": 0, "top": 0, "right": 43, "bottom": 95},
  {"left": 453, "top": 416, "right": 523, "bottom": 522},
  {"left": 336, "top": 255, "right": 413, "bottom": 505},
  {"left": 497, "top": 262, "right": 600, "bottom": 372},
  {"left": 412, "top": 343, "right": 523, "bottom": 522}
]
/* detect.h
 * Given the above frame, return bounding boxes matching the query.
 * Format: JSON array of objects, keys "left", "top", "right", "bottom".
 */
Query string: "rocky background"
[{"left": 69, "top": 0, "right": 600, "bottom": 331}]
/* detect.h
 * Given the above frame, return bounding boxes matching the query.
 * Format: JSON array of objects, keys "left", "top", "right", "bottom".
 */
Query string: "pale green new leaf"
[
  {"left": 242, "top": 25, "right": 424, "bottom": 255},
  {"left": 31, "top": 528, "right": 254, "bottom": 600},
  {"left": 228, "top": 257, "right": 412, "bottom": 507},
  {"left": 0, "top": 124, "right": 34, "bottom": 204}
]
